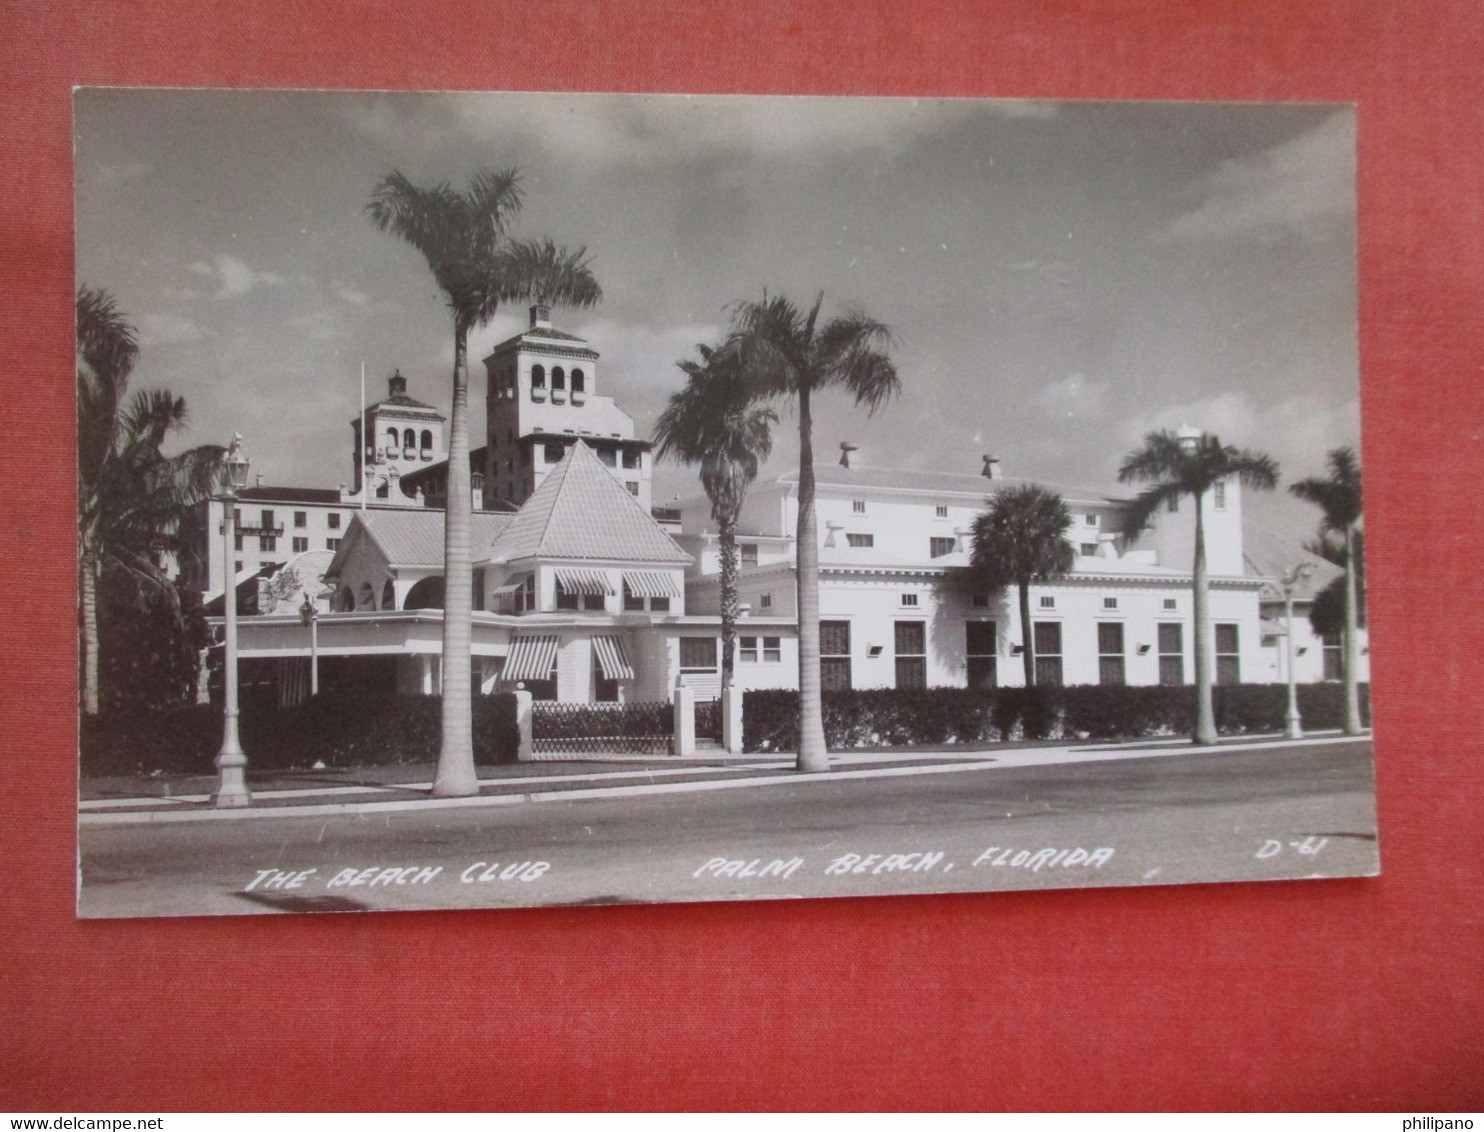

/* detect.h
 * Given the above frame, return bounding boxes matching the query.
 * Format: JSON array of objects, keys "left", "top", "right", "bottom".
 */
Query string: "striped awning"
[
  {"left": 622, "top": 570, "right": 679, "bottom": 599},
  {"left": 592, "top": 635, "right": 635, "bottom": 681},
  {"left": 491, "top": 573, "right": 531, "bottom": 597},
  {"left": 503, "top": 634, "right": 559, "bottom": 682},
  {"left": 554, "top": 567, "right": 615, "bottom": 596}
]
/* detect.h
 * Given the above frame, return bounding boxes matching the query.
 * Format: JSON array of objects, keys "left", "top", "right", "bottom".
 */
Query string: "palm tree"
[
  {"left": 77, "top": 286, "right": 223, "bottom": 715},
  {"left": 1118, "top": 429, "right": 1279, "bottom": 744},
  {"left": 727, "top": 293, "right": 899, "bottom": 772},
  {"left": 653, "top": 343, "right": 777, "bottom": 689},
  {"left": 1290, "top": 447, "right": 1364, "bottom": 734},
  {"left": 367, "top": 169, "right": 601, "bottom": 797},
  {"left": 969, "top": 485, "right": 1076, "bottom": 688}
]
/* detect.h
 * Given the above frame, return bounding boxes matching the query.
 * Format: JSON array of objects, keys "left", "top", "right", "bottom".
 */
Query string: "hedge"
[
  {"left": 742, "top": 683, "right": 1371, "bottom": 753},
  {"left": 80, "top": 692, "right": 520, "bottom": 778}
]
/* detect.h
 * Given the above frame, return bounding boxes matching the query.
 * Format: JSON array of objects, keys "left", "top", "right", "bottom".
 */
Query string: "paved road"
[{"left": 77, "top": 738, "right": 1378, "bottom": 918}]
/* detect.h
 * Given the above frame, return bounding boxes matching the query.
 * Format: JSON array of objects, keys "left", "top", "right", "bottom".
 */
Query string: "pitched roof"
[
  {"left": 486, "top": 324, "right": 599, "bottom": 356},
  {"left": 1242, "top": 523, "right": 1343, "bottom": 600},
  {"left": 489, "top": 441, "right": 690, "bottom": 564},
  {"left": 331, "top": 507, "right": 514, "bottom": 571},
  {"left": 773, "top": 463, "right": 1130, "bottom": 506},
  {"left": 236, "top": 485, "right": 344, "bottom": 505},
  {"left": 368, "top": 390, "right": 441, "bottom": 414}
]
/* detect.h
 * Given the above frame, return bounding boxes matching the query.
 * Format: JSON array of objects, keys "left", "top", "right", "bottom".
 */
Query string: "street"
[{"left": 77, "top": 737, "right": 1379, "bottom": 918}]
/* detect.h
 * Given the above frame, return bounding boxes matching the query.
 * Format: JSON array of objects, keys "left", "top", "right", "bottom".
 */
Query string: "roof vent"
[
  {"left": 839, "top": 442, "right": 859, "bottom": 469},
  {"left": 388, "top": 369, "right": 407, "bottom": 397},
  {"left": 530, "top": 303, "right": 551, "bottom": 329},
  {"left": 982, "top": 454, "right": 1003, "bottom": 480}
]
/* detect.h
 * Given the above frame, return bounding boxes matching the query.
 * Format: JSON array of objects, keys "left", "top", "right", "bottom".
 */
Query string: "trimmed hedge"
[
  {"left": 80, "top": 692, "right": 520, "bottom": 778},
  {"left": 742, "top": 683, "right": 1371, "bottom": 752}
]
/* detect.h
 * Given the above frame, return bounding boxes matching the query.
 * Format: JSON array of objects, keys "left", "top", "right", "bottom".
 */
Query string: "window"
[
  {"left": 555, "top": 579, "right": 603, "bottom": 612},
  {"left": 1215, "top": 623, "right": 1240, "bottom": 685},
  {"left": 597, "top": 446, "right": 617, "bottom": 467},
  {"left": 820, "top": 620, "right": 852, "bottom": 691},
  {"left": 517, "top": 575, "right": 536, "bottom": 614},
  {"left": 966, "top": 621, "right": 997, "bottom": 689},
  {"left": 622, "top": 448, "right": 640, "bottom": 469},
  {"left": 1213, "top": 481, "right": 1227, "bottom": 510},
  {"left": 846, "top": 533, "right": 874, "bottom": 548},
  {"left": 895, "top": 621, "right": 927, "bottom": 688},
  {"left": 1033, "top": 622, "right": 1063, "bottom": 686},
  {"left": 972, "top": 594, "right": 990, "bottom": 608},
  {"left": 935, "top": 505, "right": 949, "bottom": 518},
  {"left": 544, "top": 443, "right": 565, "bottom": 464},
  {"left": 403, "top": 428, "right": 415, "bottom": 449},
  {"left": 1103, "top": 597, "right": 1118, "bottom": 610},
  {"left": 759, "top": 592, "right": 773, "bottom": 609},
  {"left": 259, "top": 535, "right": 277, "bottom": 552},
  {"left": 1039, "top": 595, "right": 1055, "bottom": 609},
  {"left": 421, "top": 430, "right": 433, "bottom": 452},
  {"left": 623, "top": 582, "right": 644, "bottom": 611},
  {"left": 680, "top": 637, "right": 718, "bottom": 673},
  {"left": 900, "top": 593, "right": 919, "bottom": 608},
  {"left": 571, "top": 369, "right": 585, "bottom": 393},
  {"left": 531, "top": 364, "right": 546, "bottom": 389},
  {"left": 741, "top": 636, "right": 782, "bottom": 663},
  {"left": 1322, "top": 631, "right": 1343, "bottom": 681},
  {"left": 650, "top": 595, "right": 670, "bottom": 612},
  {"left": 234, "top": 560, "right": 242, "bottom": 574},
  {"left": 626, "top": 482, "right": 639, "bottom": 496},
  {"left": 261, "top": 509, "right": 275, "bottom": 529},
  {"left": 1085, "top": 513, "right": 1100, "bottom": 528},
  {"left": 234, "top": 534, "right": 244, "bottom": 551},
  {"left": 375, "top": 481, "right": 389, "bottom": 499},
  {"left": 1158, "top": 623, "right": 1184, "bottom": 684},
  {"left": 385, "top": 427, "right": 398, "bottom": 450},
  {"left": 293, "top": 511, "right": 307, "bottom": 528},
  {"left": 1080, "top": 543, "right": 1098, "bottom": 556},
  {"left": 556, "top": 580, "right": 578, "bottom": 610},
  {"left": 328, "top": 513, "right": 341, "bottom": 530},
  {"left": 930, "top": 537, "right": 955, "bottom": 558},
  {"left": 1162, "top": 597, "right": 1176, "bottom": 610},
  {"left": 292, "top": 537, "right": 309, "bottom": 553},
  {"left": 740, "top": 543, "right": 759, "bottom": 567},
  {"left": 1098, "top": 622, "right": 1126, "bottom": 685},
  {"left": 852, "top": 500, "right": 866, "bottom": 514},
  {"left": 551, "top": 366, "right": 566, "bottom": 391},
  {"left": 326, "top": 538, "right": 341, "bottom": 551},
  {"left": 1167, "top": 495, "right": 1179, "bottom": 513}
]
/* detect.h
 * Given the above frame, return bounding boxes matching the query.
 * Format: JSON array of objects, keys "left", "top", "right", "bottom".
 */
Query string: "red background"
[{"left": 3, "top": 0, "right": 1482, "bottom": 1112}]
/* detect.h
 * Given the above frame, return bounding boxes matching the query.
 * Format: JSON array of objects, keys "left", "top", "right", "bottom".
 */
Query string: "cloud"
[
  {"left": 137, "top": 312, "right": 207, "bottom": 347},
  {"left": 1037, "top": 372, "right": 1109, "bottom": 417},
  {"left": 188, "top": 253, "right": 286, "bottom": 299},
  {"left": 339, "top": 92, "right": 1058, "bottom": 171},
  {"left": 1164, "top": 111, "right": 1356, "bottom": 242}
]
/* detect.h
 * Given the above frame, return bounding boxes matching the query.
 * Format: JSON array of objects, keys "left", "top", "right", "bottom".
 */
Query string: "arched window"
[
  {"left": 404, "top": 576, "right": 445, "bottom": 610},
  {"left": 385, "top": 427, "right": 398, "bottom": 449},
  {"left": 375, "top": 479, "right": 390, "bottom": 499},
  {"left": 552, "top": 366, "right": 566, "bottom": 390},
  {"left": 403, "top": 428, "right": 416, "bottom": 449},
  {"left": 339, "top": 586, "right": 355, "bottom": 612},
  {"left": 420, "top": 429, "right": 433, "bottom": 452},
  {"left": 530, "top": 364, "right": 545, "bottom": 388},
  {"left": 381, "top": 579, "right": 396, "bottom": 610},
  {"left": 570, "top": 368, "right": 585, "bottom": 393}
]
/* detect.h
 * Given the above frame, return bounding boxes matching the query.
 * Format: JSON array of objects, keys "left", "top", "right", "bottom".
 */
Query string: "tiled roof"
[
  {"left": 774, "top": 464, "right": 1130, "bottom": 506},
  {"left": 368, "top": 391, "right": 442, "bottom": 414},
  {"left": 1242, "top": 524, "right": 1343, "bottom": 600},
  {"left": 489, "top": 441, "right": 690, "bottom": 564},
  {"left": 339, "top": 508, "right": 514, "bottom": 569},
  {"left": 487, "top": 325, "right": 597, "bottom": 354}
]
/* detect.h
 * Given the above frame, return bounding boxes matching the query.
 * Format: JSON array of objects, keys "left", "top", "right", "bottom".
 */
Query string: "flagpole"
[{"left": 360, "top": 361, "right": 367, "bottom": 511}]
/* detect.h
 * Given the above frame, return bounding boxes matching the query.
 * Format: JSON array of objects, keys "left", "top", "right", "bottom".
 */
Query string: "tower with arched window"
[
  {"left": 481, "top": 304, "right": 653, "bottom": 512},
  {"left": 349, "top": 369, "right": 448, "bottom": 503}
]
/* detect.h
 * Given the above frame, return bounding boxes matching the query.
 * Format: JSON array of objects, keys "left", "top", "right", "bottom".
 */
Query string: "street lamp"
[
  {"left": 213, "top": 433, "right": 252, "bottom": 808},
  {"left": 1281, "top": 562, "right": 1315, "bottom": 740},
  {"left": 299, "top": 592, "right": 319, "bottom": 698}
]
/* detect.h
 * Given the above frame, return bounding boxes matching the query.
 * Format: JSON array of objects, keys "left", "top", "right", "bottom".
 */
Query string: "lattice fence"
[
  {"left": 531, "top": 700, "right": 674, "bottom": 756},
  {"left": 694, "top": 697, "right": 723, "bottom": 741}
]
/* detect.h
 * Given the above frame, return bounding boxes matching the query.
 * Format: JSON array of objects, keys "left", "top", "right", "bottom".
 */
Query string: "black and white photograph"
[{"left": 75, "top": 90, "right": 1377, "bottom": 918}]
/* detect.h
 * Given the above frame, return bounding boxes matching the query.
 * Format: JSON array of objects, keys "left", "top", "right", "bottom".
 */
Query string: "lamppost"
[
  {"left": 1281, "top": 562, "right": 1315, "bottom": 740},
  {"left": 213, "top": 434, "right": 252, "bottom": 808},
  {"left": 299, "top": 592, "right": 319, "bottom": 698}
]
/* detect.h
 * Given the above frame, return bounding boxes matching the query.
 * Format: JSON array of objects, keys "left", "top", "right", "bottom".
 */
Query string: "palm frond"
[
  {"left": 121, "top": 389, "right": 189, "bottom": 451},
  {"left": 1121, "top": 482, "right": 1183, "bottom": 538},
  {"left": 1290, "top": 445, "right": 1362, "bottom": 532},
  {"left": 76, "top": 286, "right": 138, "bottom": 397},
  {"left": 1117, "top": 430, "right": 1188, "bottom": 485},
  {"left": 970, "top": 484, "right": 1075, "bottom": 587},
  {"left": 486, "top": 238, "right": 603, "bottom": 316}
]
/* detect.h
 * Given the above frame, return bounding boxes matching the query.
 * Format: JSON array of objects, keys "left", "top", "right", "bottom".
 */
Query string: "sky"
[{"left": 74, "top": 91, "right": 1361, "bottom": 544}]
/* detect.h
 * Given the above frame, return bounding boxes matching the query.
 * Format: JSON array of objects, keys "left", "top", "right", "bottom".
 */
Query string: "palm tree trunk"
[
  {"left": 794, "top": 383, "right": 829, "bottom": 772},
  {"left": 433, "top": 318, "right": 478, "bottom": 797},
  {"left": 1192, "top": 494, "right": 1216, "bottom": 744},
  {"left": 718, "top": 507, "right": 739, "bottom": 689},
  {"left": 80, "top": 551, "right": 100, "bottom": 716},
  {"left": 1342, "top": 520, "right": 1363, "bottom": 734},
  {"left": 1018, "top": 579, "right": 1035, "bottom": 688}
]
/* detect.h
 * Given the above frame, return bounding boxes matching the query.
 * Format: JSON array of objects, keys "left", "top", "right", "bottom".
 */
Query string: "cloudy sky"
[{"left": 74, "top": 91, "right": 1360, "bottom": 542}]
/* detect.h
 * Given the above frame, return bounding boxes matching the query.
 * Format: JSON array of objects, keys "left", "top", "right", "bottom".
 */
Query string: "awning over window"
[
  {"left": 622, "top": 570, "right": 679, "bottom": 599},
  {"left": 503, "top": 634, "right": 559, "bottom": 682},
  {"left": 554, "top": 567, "right": 615, "bottom": 596},
  {"left": 491, "top": 573, "right": 531, "bottom": 597},
  {"left": 592, "top": 635, "right": 635, "bottom": 681}
]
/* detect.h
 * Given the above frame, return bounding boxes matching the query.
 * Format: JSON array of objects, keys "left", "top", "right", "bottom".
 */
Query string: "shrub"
[{"left": 80, "top": 692, "right": 520, "bottom": 778}]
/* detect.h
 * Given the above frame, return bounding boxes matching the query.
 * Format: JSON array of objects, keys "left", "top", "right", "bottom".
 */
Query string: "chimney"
[
  {"left": 255, "top": 472, "right": 264, "bottom": 487},
  {"left": 530, "top": 303, "right": 551, "bottom": 329},
  {"left": 388, "top": 369, "right": 407, "bottom": 398},
  {"left": 981, "top": 454, "right": 1002, "bottom": 480},
  {"left": 839, "top": 442, "right": 859, "bottom": 469}
]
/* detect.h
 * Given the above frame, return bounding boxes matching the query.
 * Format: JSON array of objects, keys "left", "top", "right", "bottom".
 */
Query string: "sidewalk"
[{"left": 78, "top": 730, "right": 1366, "bottom": 826}]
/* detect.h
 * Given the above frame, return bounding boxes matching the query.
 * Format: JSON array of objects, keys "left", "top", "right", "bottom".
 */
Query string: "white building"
[{"left": 223, "top": 309, "right": 1363, "bottom": 707}]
